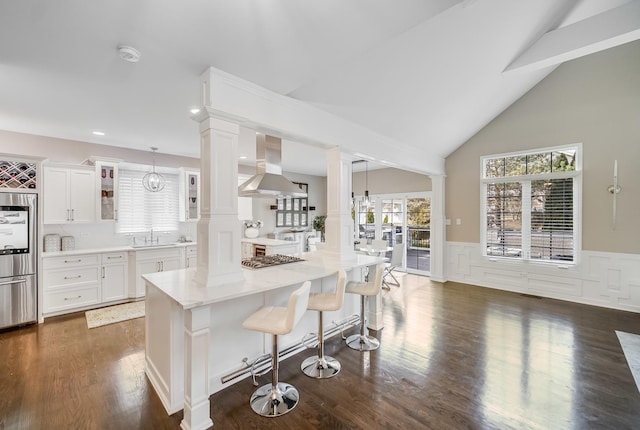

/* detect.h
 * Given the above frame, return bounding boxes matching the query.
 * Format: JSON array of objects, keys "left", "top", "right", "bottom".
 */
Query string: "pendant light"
[
  {"left": 364, "top": 161, "right": 370, "bottom": 206},
  {"left": 142, "top": 147, "right": 165, "bottom": 192}
]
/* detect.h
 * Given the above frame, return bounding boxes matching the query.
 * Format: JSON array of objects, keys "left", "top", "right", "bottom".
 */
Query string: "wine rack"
[{"left": 0, "top": 161, "right": 37, "bottom": 189}]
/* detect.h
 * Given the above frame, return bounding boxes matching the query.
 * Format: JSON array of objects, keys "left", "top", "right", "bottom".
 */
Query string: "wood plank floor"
[{"left": 1, "top": 274, "right": 639, "bottom": 429}]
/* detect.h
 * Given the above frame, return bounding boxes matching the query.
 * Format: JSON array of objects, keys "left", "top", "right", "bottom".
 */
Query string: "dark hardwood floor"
[{"left": 1, "top": 274, "right": 639, "bottom": 429}]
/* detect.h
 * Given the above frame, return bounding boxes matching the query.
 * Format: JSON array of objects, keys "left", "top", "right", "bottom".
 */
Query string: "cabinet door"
[
  {"left": 96, "top": 162, "right": 118, "bottom": 221},
  {"left": 179, "top": 170, "right": 200, "bottom": 222},
  {"left": 161, "top": 256, "right": 181, "bottom": 272},
  {"left": 102, "top": 262, "right": 127, "bottom": 302},
  {"left": 43, "top": 167, "right": 71, "bottom": 224},
  {"left": 69, "top": 169, "right": 95, "bottom": 223},
  {"left": 135, "top": 259, "right": 161, "bottom": 298}
]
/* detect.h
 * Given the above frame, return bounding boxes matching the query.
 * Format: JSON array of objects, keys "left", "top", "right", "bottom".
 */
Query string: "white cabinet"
[
  {"left": 101, "top": 252, "right": 128, "bottom": 302},
  {"left": 43, "top": 251, "right": 130, "bottom": 316},
  {"left": 266, "top": 244, "right": 298, "bottom": 256},
  {"left": 129, "top": 247, "right": 182, "bottom": 298},
  {"left": 43, "top": 165, "right": 95, "bottom": 224},
  {"left": 179, "top": 169, "right": 200, "bottom": 222},
  {"left": 93, "top": 158, "right": 121, "bottom": 222},
  {"left": 43, "top": 254, "right": 101, "bottom": 314},
  {"left": 241, "top": 242, "right": 254, "bottom": 259},
  {"left": 184, "top": 245, "right": 197, "bottom": 268}
]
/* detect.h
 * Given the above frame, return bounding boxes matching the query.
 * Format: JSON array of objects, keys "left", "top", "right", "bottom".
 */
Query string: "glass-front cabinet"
[
  {"left": 179, "top": 169, "right": 200, "bottom": 222},
  {"left": 91, "top": 157, "right": 121, "bottom": 222}
]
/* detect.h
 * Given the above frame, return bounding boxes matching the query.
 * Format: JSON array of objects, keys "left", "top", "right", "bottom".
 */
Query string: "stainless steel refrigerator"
[{"left": 0, "top": 192, "right": 37, "bottom": 330}]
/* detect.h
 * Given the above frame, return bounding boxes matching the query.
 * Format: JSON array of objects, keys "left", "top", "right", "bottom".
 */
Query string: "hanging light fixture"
[
  {"left": 364, "top": 161, "right": 370, "bottom": 206},
  {"left": 142, "top": 147, "right": 165, "bottom": 192}
]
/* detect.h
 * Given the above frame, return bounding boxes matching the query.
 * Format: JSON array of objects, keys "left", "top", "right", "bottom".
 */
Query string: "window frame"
[{"left": 480, "top": 144, "right": 582, "bottom": 266}]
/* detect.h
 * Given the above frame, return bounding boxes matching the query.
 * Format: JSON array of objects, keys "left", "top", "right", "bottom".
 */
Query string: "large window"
[
  {"left": 481, "top": 145, "right": 580, "bottom": 263},
  {"left": 117, "top": 169, "right": 179, "bottom": 233}
]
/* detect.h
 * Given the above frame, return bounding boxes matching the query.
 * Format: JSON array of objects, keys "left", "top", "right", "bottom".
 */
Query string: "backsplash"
[{"left": 41, "top": 222, "right": 197, "bottom": 251}]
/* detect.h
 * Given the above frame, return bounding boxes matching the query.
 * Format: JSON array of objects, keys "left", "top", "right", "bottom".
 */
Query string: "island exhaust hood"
[{"left": 238, "top": 134, "right": 307, "bottom": 198}]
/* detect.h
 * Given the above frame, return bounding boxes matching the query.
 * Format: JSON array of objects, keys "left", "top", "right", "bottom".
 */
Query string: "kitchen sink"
[{"left": 130, "top": 243, "right": 176, "bottom": 249}]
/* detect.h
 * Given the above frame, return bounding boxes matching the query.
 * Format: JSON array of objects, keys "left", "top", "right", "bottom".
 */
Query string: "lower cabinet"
[
  {"left": 101, "top": 252, "right": 128, "bottom": 302},
  {"left": 129, "top": 247, "right": 182, "bottom": 298},
  {"left": 184, "top": 245, "right": 197, "bottom": 268},
  {"left": 43, "top": 251, "right": 128, "bottom": 316}
]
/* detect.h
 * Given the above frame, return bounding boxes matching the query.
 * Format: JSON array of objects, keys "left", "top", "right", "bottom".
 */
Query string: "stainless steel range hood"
[{"left": 238, "top": 134, "right": 307, "bottom": 198}]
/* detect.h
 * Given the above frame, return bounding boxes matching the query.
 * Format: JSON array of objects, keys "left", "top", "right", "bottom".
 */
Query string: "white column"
[
  {"left": 324, "top": 147, "right": 356, "bottom": 256},
  {"left": 430, "top": 174, "right": 446, "bottom": 282},
  {"left": 193, "top": 111, "right": 244, "bottom": 287},
  {"left": 181, "top": 306, "right": 212, "bottom": 430}
]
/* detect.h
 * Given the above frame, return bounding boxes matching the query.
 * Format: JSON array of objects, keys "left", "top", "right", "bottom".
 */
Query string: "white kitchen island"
[{"left": 143, "top": 251, "right": 384, "bottom": 429}]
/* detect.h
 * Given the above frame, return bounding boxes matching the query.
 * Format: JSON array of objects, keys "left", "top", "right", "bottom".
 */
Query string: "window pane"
[
  {"left": 485, "top": 158, "right": 504, "bottom": 178},
  {"left": 526, "top": 152, "right": 551, "bottom": 174},
  {"left": 486, "top": 182, "right": 522, "bottom": 258},
  {"left": 504, "top": 155, "right": 526, "bottom": 176},
  {"left": 530, "top": 179, "right": 574, "bottom": 262},
  {"left": 551, "top": 150, "right": 576, "bottom": 172}
]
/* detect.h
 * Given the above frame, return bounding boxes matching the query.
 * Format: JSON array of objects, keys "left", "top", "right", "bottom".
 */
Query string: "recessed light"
[
  {"left": 92, "top": 131, "right": 105, "bottom": 136},
  {"left": 190, "top": 107, "right": 201, "bottom": 115},
  {"left": 239, "top": 156, "right": 247, "bottom": 159}
]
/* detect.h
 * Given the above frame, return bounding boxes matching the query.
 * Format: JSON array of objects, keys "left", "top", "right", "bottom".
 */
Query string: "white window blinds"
[
  {"left": 482, "top": 146, "right": 580, "bottom": 264},
  {"left": 117, "top": 169, "right": 179, "bottom": 234}
]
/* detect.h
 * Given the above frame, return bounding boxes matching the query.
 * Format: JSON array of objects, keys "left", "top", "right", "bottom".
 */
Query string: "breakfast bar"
[{"left": 143, "top": 251, "right": 384, "bottom": 428}]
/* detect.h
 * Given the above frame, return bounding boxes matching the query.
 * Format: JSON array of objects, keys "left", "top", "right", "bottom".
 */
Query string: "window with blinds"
[
  {"left": 481, "top": 145, "right": 580, "bottom": 263},
  {"left": 117, "top": 169, "right": 179, "bottom": 234}
]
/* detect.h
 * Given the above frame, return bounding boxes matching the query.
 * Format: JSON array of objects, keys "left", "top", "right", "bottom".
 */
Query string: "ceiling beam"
[{"left": 504, "top": 0, "right": 640, "bottom": 73}]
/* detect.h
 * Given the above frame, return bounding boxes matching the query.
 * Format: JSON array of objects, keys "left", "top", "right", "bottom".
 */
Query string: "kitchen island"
[{"left": 143, "top": 251, "right": 384, "bottom": 429}]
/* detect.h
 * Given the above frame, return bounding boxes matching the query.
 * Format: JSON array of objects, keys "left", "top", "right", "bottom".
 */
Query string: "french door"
[{"left": 354, "top": 192, "right": 431, "bottom": 276}]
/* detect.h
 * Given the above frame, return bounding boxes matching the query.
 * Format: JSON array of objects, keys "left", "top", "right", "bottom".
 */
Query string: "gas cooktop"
[{"left": 241, "top": 254, "right": 305, "bottom": 269}]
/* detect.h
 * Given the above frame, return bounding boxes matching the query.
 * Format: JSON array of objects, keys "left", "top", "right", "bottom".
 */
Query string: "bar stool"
[
  {"left": 242, "top": 281, "right": 311, "bottom": 417},
  {"left": 301, "top": 269, "right": 347, "bottom": 378},
  {"left": 345, "top": 264, "right": 384, "bottom": 351}
]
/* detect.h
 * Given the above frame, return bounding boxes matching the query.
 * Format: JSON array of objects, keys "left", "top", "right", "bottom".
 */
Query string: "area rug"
[
  {"left": 616, "top": 330, "right": 640, "bottom": 393},
  {"left": 85, "top": 301, "right": 145, "bottom": 329}
]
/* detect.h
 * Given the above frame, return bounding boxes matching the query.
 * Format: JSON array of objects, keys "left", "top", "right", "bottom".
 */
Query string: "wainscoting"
[{"left": 446, "top": 241, "right": 640, "bottom": 313}]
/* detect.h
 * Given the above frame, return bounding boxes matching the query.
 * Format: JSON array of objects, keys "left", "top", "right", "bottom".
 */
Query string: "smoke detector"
[{"left": 117, "top": 45, "right": 141, "bottom": 63}]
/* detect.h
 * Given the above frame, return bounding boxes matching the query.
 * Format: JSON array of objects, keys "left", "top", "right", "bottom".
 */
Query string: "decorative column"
[
  {"left": 181, "top": 307, "right": 212, "bottom": 430},
  {"left": 324, "top": 147, "right": 356, "bottom": 256},
  {"left": 193, "top": 110, "right": 244, "bottom": 287},
  {"left": 430, "top": 174, "right": 446, "bottom": 282}
]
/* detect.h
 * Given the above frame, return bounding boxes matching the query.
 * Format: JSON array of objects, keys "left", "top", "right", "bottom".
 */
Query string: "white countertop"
[
  {"left": 241, "top": 237, "right": 295, "bottom": 246},
  {"left": 143, "top": 251, "right": 385, "bottom": 310},
  {"left": 42, "top": 242, "right": 196, "bottom": 257}
]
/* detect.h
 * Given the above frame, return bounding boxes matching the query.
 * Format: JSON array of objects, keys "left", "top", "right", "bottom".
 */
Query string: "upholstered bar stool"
[
  {"left": 301, "top": 269, "right": 347, "bottom": 378},
  {"left": 345, "top": 263, "right": 384, "bottom": 351},
  {"left": 242, "top": 281, "right": 311, "bottom": 417}
]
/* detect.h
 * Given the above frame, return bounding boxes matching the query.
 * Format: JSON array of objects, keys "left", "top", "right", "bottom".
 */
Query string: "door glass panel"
[
  {"left": 356, "top": 198, "right": 375, "bottom": 243},
  {"left": 406, "top": 197, "right": 431, "bottom": 273},
  {"left": 381, "top": 199, "right": 403, "bottom": 259}
]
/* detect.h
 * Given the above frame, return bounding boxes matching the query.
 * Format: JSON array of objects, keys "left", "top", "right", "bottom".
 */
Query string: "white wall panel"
[{"left": 446, "top": 241, "right": 640, "bottom": 313}]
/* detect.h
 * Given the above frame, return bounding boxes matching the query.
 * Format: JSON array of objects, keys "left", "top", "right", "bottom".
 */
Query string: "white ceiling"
[{"left": 0, "top": 0, "right": 636, "bottom": 176}]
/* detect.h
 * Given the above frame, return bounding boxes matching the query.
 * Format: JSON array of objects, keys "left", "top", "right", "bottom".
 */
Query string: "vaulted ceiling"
[{"left": 0, "top": 0, "right": 637, "bottom": 175}]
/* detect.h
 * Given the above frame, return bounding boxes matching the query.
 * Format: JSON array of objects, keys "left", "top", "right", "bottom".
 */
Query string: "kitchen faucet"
[{"left": 146, "top": 228, "right": 158, "bottom": 245}]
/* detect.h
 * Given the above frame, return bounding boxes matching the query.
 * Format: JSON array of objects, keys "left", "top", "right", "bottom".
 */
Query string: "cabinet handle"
[
  {"left": 107, "top": 255, "right": 123, "bottom": 259},
  {"left": 64, "top": 259, "right": 82, "bottom": 263},
  {"left": 102, "top": 267, "right": 105, "bottom": 278},
  {"left": 114, "top": 209, "right": 118, "bottom": 221},
  {"left": 64, "top": 295, "right": 82, "bottom": 301},
  {"left": 64, "top": 275, "right": 82, "bottom": 280},
  {"left": 71, "top": 209, "right": 75, "bottom": 221},
  {"left": 67, "top": 209, "right": 70, "bottom": 221},
  {"left": 160, "top": 261, "right": 164, "bottom": 271},
  {"left": 157, "top": 261, "right": 161, "bottom": 272}
]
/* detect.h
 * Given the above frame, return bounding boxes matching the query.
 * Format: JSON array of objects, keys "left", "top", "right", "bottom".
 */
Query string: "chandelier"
[{"left": 142, "top": 147, "right": 165, "bottom": 192}]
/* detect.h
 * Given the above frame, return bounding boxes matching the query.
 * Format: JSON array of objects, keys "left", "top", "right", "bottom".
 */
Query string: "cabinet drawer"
[
  {"left": 44, "top": 266, "right": 100, "bottom": 289},
  {"left": 135, "top": 247, "right": 181, "bottom": 261},
  {"left": 44, "top": 285, "right": 100, "bottom": 313},
  {"left": 44, "top": 254, "right": 100, "bottom": 269},
  {"left": 186, "top": 246, "right": 197, "bottom": 256},
  {"left": 102, "top": 252, "right": 128, "bottom": 263}
]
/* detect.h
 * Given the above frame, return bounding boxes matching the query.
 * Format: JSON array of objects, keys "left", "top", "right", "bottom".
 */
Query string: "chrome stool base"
[
  {"left": 301, "top": 355, "right": 341, "bottom": 378},
  {"left": 249, "top": 382, "right": 300, "bottom": 417},
  {"left": 346, "top": 333, "right": 380, "bottom": 351}
]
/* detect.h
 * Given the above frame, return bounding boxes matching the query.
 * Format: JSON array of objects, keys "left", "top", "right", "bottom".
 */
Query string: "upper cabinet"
[
  {"left": 179, "top": 168, "right": 200, "bottom": 222},
  {"left": 92, "top": 158, "right": 121, "bottom": 222},
  {"left": 43, "top": 164, "right": 96, "bottom": 224}
]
